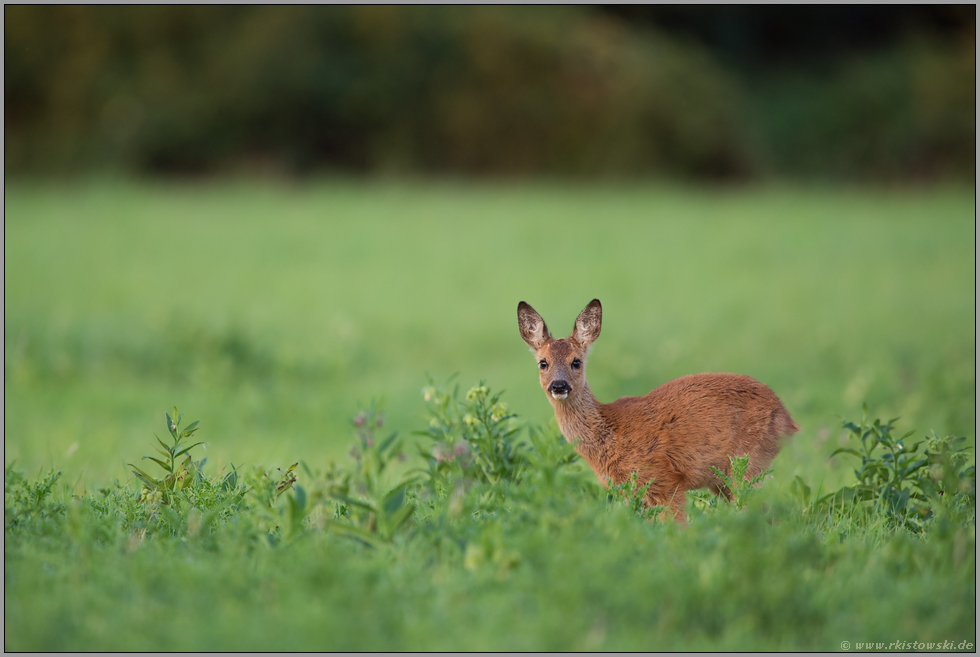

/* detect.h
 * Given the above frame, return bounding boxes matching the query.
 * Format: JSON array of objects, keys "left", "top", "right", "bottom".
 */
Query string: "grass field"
[{"left": 4, "top": 179, "right": 976, "bottom": 650}]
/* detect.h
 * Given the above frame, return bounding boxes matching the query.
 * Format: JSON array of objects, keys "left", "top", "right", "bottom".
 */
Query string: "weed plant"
[
  {"left": 794, "top": 405, "right": 975, "bottom": 536},
  {"left": 5, "top": 381, "right": 975, "bottom": 651}
]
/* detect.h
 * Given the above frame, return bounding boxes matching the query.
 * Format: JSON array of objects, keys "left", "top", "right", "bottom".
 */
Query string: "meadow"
[{"left": 4, "top": 179, "right": 976, "bottom": 650}]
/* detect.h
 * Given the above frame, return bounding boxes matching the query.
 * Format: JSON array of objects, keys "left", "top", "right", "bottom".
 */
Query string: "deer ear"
[
  {"left": 572, "top": 299, "right": 602, "bottom": 349},
  {"left": 517, "top": 301, "right": 551, "bottom": 351}
]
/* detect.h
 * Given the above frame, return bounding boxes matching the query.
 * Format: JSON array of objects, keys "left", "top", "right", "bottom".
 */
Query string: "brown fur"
[{"left": 517, "top": 299, "right": 800, "bottom": 523}]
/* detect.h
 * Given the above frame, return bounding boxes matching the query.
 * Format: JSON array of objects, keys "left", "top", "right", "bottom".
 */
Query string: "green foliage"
[
  {"left": 320, "top": 405, "right": 416, "bottom": 547},
  {"left": 245, "top": 463, "right": 310, "bottom": 544},
  {"left": 3, "top": 183, "right": 975, "bottom": 650},
  {"left": 4, "top": 183, "right": 974, "bottom": 486},
  {"left": 4, "top": 465, "right": 65, "bottom": 538},
  {"left": 128, "top": 406, "right": 207, "bottom": 503},
  {"left": 3, "top": 6, "right": 748, "bottom": 178},
  {"left": 4, "top": 385, "right": 977, "bottom": 651},
  {"left": 8, "top": 7, "right": 971, "bottom": 180},
  {"left": 247, "top": 463, "right": 299, "bottom": 510},
  {"left": 521, "top": 423, "right": 594, "bottom": 494},
  {"left": 607, "top": 472, "right": 662, "bottom": 521},
  {"left": 416, "top": 378, "right": 526, "bottom": 485},
  {"left": 88, "top": 468, "right": 249, "bottom": 543},
  {"left": 749, "top": 37, "right": 976, "bottom": 181},
  {"left": 710, "top": 453, "right": 772, "bottom": 512},
  {"left": 113, "top": 407, "right": 250, "bottom": 539},
  {"left": 795, "top": 407, "right": 975, "bottom": 533}
]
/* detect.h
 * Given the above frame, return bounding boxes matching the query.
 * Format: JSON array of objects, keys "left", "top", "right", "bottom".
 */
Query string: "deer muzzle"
[{"left": 548, "top": 380, "right": 570, "bottom": 400}]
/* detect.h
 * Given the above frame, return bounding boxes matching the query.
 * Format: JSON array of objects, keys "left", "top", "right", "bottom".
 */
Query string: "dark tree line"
[{"left": 5, "top": 6, "right": 974, "bottom": 180}]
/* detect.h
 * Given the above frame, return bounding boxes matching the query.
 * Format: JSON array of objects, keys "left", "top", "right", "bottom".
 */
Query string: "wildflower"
[
  {"left": 423, "top": 386, "right": 436, "bottom": 402},
  {"left": 463, "top": 413, "right": 477, "bottom": 428},
  {"left": 491, "top": 402, "right": 508, "bottom": 422},
  {"left": 467, "top": 385, "right": 489, "bottom": 402},
  {"left": 354, "top": 413, "right": 366, "bottom": 427},
  {"left": 454, "top": 443, "right": 469, "bottom": 457}
]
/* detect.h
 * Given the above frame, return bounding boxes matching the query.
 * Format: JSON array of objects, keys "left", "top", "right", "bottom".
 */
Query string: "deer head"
[{"left": 517, "top": 299, "right": 602, "bottom": 402}]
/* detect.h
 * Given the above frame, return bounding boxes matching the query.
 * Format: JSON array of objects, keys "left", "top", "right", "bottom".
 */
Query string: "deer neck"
[{"left": 550, "top": 381, "right": 615, "bottom": 464}]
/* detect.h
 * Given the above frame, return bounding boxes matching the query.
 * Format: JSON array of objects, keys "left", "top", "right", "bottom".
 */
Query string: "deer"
[{"left": 517, "top": 299, "right": 799, "bottom": 523}]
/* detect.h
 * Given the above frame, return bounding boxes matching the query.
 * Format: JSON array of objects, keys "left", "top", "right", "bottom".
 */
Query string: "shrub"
[{"left": 795, "top": 406, "right": 975, "bottom": 533}]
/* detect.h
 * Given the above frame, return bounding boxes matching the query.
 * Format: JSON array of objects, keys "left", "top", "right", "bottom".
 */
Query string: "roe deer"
[{"left": 517, "top": 299, "right": 799, "bottom": 522}]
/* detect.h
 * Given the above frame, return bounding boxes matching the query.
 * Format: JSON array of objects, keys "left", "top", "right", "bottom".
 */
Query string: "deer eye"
[
  {"left": 539, "top": 360, "right": 548, "bottom": 370},
  {"left": 571, "top": 359, "right": 582, "bottom": 369}
]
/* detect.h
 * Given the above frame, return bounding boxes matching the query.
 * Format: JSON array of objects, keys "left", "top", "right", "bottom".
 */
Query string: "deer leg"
[{"left": 645, "top": 473, "right": 688, "bottom": 525}]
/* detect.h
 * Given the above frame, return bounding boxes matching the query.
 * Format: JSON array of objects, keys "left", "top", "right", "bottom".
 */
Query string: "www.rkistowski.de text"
[{"left": 841, "top": 640, "right": 973, "bottom": 651}]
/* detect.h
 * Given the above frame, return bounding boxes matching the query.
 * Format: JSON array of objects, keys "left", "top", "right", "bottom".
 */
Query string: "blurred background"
[
  {"left": 5, "top": 5, "right": 975, "bottom": 181},
  {"left": 4, "top": 6, "right": 976, "bottom": 487}
]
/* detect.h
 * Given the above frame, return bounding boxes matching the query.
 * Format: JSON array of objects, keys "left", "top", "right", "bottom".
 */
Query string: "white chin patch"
[{"left": 551, "top": 391, "right": 568, "bottom": 400}]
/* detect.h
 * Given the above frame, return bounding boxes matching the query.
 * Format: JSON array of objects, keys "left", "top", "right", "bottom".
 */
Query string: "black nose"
[{"left": 548, "top": 380, "right": 571, "bottom": 395}]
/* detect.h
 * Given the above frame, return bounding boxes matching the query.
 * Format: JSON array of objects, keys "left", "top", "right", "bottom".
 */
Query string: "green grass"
[
  {"left": 5, "top": 179, "right": 974, "bottom": 485},
  {"left": 4, "top": 178, "right": 976, "bottom": 650}
]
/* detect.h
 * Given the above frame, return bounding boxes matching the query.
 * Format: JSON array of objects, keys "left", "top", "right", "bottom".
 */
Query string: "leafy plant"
[
  {"left": 129, "top": 407, "right": 207, "bottom": 504},
  {"left": 607, "top": 472, "right": 662, "bottom": 521},
  {"left": 4, "top": 465, "right": 65, "bottom": 537},
  {"left": 5, "top": 375, "right": 978, "bottom": 651},
  {"left": 248, "top": 463, "right": 300, "bottom": 509},
  {"left": 804, "top": 406, "right": 975, "bottom": 532},
  {"left": 916, "top": 433, "right": 976, "bottom": 507},
  {"left": 417, "top": 377, "right": 526, "bottom": 485},
  {"left": 520, "top": 423, "right": 594, "bottom": 494},
  {"left": 324, "top": 405, "right": 416, "bottom": 547},
  {"left": 710, "top": 454, "right": 772, "bottom": 512},
  {"left": 243, "top": 462, "right": 325, "bottom": 545}
]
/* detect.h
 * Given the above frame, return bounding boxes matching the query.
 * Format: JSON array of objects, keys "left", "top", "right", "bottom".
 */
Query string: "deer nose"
[{"left": 548, "top": 380, "right": 571, "bottom": 396}]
